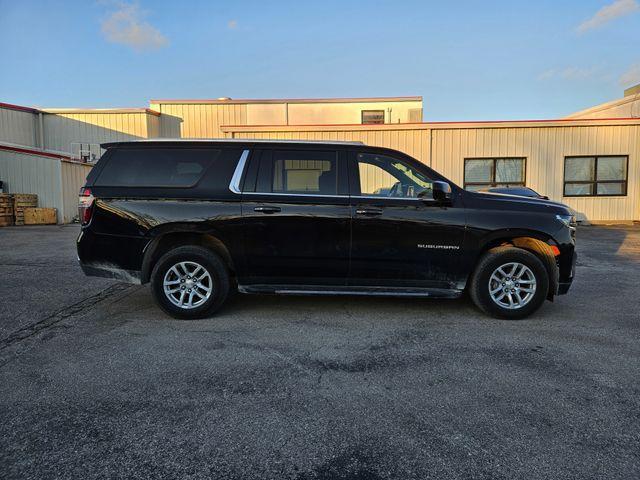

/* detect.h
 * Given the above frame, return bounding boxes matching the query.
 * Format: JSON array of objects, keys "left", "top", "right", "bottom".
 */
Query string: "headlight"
[{"left": 556, "top": 214, "right": 576, "bottom": 228}]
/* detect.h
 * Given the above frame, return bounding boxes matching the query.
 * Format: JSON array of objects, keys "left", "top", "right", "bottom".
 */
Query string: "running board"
[{"left": 238, "top": 284, "right": 462, "bottom": 299}]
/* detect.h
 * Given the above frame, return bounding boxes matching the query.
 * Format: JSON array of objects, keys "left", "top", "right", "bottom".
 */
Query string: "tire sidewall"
[
  {"left": 151, "top": 247, "right": 229, "bottom": 319},
  {"left": 473, "top": 248, "right": 549, "bottom": 320}
]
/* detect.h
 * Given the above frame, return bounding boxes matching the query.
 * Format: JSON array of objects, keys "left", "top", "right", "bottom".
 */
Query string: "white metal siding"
[
  {"left": 155, "top": 103, "right": 247, "bottom": 138},
  {"left": 43, "top": 112, "right": 149, "bottom": 153},
  {"left": 147, "top": 114, "right": 161, "bottom": 139},
  {"left": 0, "top": 149, "right": 63, "bottom": 219},
  {"left": 0, "top": 107, "right": 38, "bottom": 147},
  {"left": 230, "top": 128, "right": 429, "bottom": 166},
  {"left": 60, "top": 161, "right": 92, "bottom": 223}
]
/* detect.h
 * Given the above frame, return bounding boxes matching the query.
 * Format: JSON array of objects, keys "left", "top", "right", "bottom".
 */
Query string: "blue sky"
[{"left": 1, "top": 0, "right": 639, "bottom": 120}]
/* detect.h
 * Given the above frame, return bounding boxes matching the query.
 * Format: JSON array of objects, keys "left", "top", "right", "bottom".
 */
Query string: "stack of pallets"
[
  {"left": 0, "top": 194, "right": 14, "bottom": 226},
  {"left": 12, "top": 194, "right": 38, "bottom": 226}
]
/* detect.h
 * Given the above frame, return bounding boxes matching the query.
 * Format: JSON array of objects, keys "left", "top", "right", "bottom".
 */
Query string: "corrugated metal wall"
[
  {"left": 224, "top": 121, "right": 640, "bottom": 222},
  {"left": 60, "top": 161, "right": 92, "bottom": 223},
  {"left": 0, "top": 148, "right": 92, "bottom": 223},
  {"left": 152, "top": 103, "right": 247, "bottom": 138},
  {"left": 147, "top": 113, "right": 161, "bottom": 139},
  {"left": 43, "top": 112, "right": 150, "bottom": 153},
  {"left": 0, "top": 148, "right": 63, "bottom": 219},
  {"left": 0, "top": 106, "right": 38, "bottom": 147},
  {"left": 151, "top": 100, "right": 423, "bottom": 137},
  {"left": 228, "top": 127, "right": 430, "bottom": 165}
]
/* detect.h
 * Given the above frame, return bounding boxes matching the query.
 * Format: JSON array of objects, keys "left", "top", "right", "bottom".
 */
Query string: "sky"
[{"left": 0, "top": 0, "right": 639, "bottom": 121}]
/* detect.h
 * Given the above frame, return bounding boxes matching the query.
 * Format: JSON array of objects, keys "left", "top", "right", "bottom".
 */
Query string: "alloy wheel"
[
  {"left": 488, "top": 262, "right": 537, "bottom": 310},
  {"left": 163, "top": 261, "right": 213, "bottom": 309}
]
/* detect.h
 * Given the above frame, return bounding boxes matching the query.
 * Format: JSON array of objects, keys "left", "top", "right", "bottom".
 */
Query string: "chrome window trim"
[
  {"left": 239, "top": 192, "right": 434, "bottom": 202},
  {"left": 351, "top": 195, "right": 424, "bottom": 202},
  {"left": 242, "top": 191, "right": 349, "bottom": 199},
  {"left": 229, "top": 149, "right": 250, "bottom": 194},
  {"left": 230, "top": 151, "right": 434, "bottom": 201}
]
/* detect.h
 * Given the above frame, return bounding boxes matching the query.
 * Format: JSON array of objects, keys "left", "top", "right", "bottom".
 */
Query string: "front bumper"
[{"left": 556, "top": 250, "right": 577, "bottom": 295}]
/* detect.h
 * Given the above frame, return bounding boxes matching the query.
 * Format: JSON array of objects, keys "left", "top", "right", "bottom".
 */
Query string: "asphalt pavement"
[{"left": 0, "top": 224, "right": 639, "bottom": 479}]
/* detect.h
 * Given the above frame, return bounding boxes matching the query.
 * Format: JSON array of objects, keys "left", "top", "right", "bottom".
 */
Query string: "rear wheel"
[
  {"left": 470, "top": 246, "right": 549, "bottom": 319},
  {"left": 151, "top": 246, "right": 230, "bottom": 319}
]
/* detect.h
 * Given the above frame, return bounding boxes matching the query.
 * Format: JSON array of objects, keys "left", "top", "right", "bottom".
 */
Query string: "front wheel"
[
  {"left": 150, "top": 246, "right": 230, "bottom": 319},
  {"left": 469, "top": 246, "right": 549, "bottom": 320}
]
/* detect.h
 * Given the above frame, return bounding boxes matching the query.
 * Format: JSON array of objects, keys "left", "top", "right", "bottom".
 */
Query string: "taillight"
[{"left": 78, "top": 187, "right": 95, "bottom": 225}]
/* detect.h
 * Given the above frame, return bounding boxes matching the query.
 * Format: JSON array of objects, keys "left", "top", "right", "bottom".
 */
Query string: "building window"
[
  {"left": 361, "top": 110, "right": 385, "bottom": 125},
  {"left": 464, "top": 158, "right": 526, "bottom": 191},
  {"left": 564, "top": 156, "right": 628, "bottom": 197}
]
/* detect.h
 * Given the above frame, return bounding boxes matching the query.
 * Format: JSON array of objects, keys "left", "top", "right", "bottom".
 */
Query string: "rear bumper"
[
  {"left": 80, "top": 262, "right": 141, "bottom": 284},
  {"left": 77, "top": 228, "right": 146, "bottom": 284}
]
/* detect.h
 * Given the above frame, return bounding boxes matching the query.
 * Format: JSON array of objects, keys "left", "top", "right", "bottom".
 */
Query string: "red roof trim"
[
  {"left": 425, "top": 117, "right": 640, "bottom": 125},
  {"left": 0, "top": 102, "right": 41, "bottom": 114},
  {"left": 42, "top": 107, "right": 161, "bottom": 116},
  {"left": 0, "top": 144, "right": 72, "bottom": 160},
  {"left": 0, "top": 103, "right": 160, "bottom": 116}
]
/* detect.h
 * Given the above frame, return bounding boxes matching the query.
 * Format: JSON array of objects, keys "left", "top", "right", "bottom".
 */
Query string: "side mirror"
[{"left": 432, "top": 181, "right": 452, "bottom": 203}]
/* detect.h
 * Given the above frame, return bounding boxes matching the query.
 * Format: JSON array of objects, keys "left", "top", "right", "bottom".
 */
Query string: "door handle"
[
  {"left": 355, "top": 207, "right": 383, "bottom": 216},
  {"left": 254, "top": 206, "right": 281, "bottom": 214}
]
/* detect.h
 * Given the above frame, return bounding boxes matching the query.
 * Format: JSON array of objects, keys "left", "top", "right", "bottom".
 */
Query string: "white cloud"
[
  {"left": 620, "top": 63, "right": 640, "bottom": 86},
  {"left": 538, "top": 67, "right": 599, "bottom": 81},
  {"left": 577, "top": 0, "right": 639, "bottom": 33},
  {"left": 101, "top": 2, "right": 168, "bottom": 52},
  {"left": 228, "top": 20, "right": 238, "bottom": 30}
]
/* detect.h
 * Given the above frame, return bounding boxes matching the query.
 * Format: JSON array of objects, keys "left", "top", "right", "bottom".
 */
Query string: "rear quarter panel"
[{"left": 78, "top": 198, "right": 243, "bottom": 273}]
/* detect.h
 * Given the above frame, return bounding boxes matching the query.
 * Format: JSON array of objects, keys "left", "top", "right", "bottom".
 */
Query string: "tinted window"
[
  {"left": 357, "top": 153, "right": 433, "bottom": 199},
  {"left": 263, "top": 150, "right": 338, "bottom": 195},
  {"left": 95, "top": 148, "right": 221, "bottom": 187}
]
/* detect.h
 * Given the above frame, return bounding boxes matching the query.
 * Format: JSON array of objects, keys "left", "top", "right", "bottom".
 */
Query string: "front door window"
[{"left": 356, "top": 153, "right": 433, "bottom": 199}]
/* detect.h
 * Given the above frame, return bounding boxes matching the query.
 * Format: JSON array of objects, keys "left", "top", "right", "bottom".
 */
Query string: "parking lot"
[{"left": 0, "top": 224, "right": 639, "bottom": 479}]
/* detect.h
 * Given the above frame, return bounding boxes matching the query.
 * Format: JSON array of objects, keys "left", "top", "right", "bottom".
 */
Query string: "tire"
[
  {"left": 150, "top": 246, "right": 230, "bottom": 319},
  {"left": 469, "top": 246, "right": 549, "bottom": 320}
]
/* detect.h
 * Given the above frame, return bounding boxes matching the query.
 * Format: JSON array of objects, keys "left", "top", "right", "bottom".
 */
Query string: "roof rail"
[{"left": 101, "top": 138, "right": 366, "bottom": 147}]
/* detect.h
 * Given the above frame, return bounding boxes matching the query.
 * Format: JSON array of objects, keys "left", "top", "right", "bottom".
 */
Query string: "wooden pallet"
[
  {"left": 0, "top": 214, "right": 14, "bottom": 227},
  {"left": 0, "top": 194, "right": 15, "bottom": 226},
  {"left": 12, "top": 194, "right": 38, "bottom": 225},
  {"left": 23, "top": 208, "right": 57, "bottom": 225}
]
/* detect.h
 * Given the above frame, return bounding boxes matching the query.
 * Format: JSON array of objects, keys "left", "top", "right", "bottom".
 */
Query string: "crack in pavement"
[{"left": 0, "top": 283, "right": 137, "bottom": 353}]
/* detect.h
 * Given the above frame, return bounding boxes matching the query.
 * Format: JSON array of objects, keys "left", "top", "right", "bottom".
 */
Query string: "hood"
[{"left": 468, "top": 190, "right": 573, "bottom": 213}]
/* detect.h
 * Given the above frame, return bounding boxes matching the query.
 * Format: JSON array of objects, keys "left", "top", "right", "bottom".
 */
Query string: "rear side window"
[
  {"left": 253, "top": 150, "right": 339, "bottom": 195},
  {"left": 95, "top": 148, "right": 221, "bottom": 187}
]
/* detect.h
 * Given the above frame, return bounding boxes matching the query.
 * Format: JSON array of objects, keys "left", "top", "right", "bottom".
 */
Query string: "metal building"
[
  {"left": 149, "top": 96, "right": 424, "bottom": 138},
  {"left": 0, "top": 90, "right": 639, "bottom": 224}
]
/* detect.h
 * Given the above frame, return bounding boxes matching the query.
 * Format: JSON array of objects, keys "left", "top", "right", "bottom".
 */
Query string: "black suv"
[{"left": 77, "top": 140, "right": 576, "bottom": 320}]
